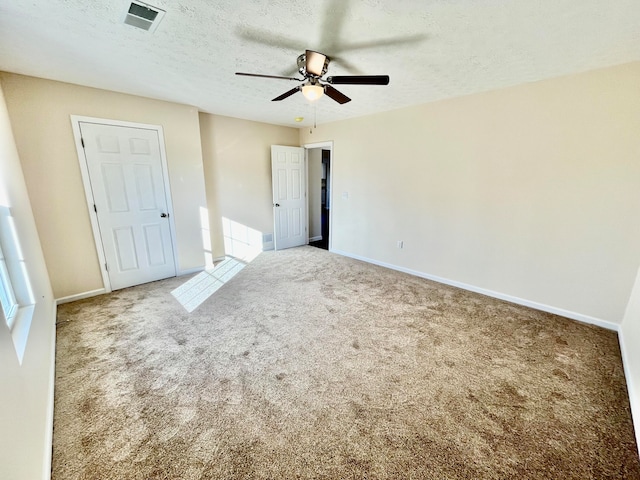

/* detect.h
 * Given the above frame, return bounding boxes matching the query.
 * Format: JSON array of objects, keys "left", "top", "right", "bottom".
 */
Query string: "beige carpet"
[{"left": 53, "top": 246, "right": 640, "bottom": 479}]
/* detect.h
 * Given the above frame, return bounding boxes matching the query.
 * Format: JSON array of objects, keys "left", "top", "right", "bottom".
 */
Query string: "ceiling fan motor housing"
[{"left": 298, "top": 51, "right": 330, "bottom": 78}]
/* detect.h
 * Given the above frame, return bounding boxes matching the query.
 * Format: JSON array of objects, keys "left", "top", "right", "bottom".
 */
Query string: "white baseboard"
[
  {"left": 55, "top": 288, "right": 106, "bottom": 305},
  {"left": 309, "top": 236, "right": 323, "bottom": 242},
  {"left": 331, "top": 249, "right": 619, "bottom": 331},
  {"left": 43, "top": 302, "right": 57, "bottom": 480},
  {"left": 618, "top": 329, "right": 640, "bottom": 456}
]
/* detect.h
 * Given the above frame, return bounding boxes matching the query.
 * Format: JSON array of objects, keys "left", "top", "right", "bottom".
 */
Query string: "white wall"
[
  {"left": 0, "top": 80, "right": 56, "bottom": 479},
  {"left": 622, "top": 267, "right": 640, "bottom": 451},
  {"left": 308, "top": 149, "right": 323, "bottom": 240},
  {"left": 300, "top": 62, "right": 640, "bottom": 325},
  {"left": 0, "top": 73, "right": 208, "bottom": 299}
]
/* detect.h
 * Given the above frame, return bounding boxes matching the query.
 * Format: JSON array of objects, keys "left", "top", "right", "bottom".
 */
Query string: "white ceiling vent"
[{"left": 123, "top": 1, "right": 165, "bottom": 32}]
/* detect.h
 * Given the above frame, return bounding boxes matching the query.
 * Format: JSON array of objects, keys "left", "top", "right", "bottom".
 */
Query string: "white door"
[
  {"left": 79, "top": 122, "right": 176, "bottom": 290},
  {"left": 271, "top": 145, "right": 307, "bottom": 250}
]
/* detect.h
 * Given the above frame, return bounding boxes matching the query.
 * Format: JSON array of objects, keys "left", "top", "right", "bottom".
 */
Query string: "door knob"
[
  {"left": 274, "top": 203, "right": 280, "bottom": 207},
  {"left": 160, "top": 213, "right": 168, "bottom": 218}
]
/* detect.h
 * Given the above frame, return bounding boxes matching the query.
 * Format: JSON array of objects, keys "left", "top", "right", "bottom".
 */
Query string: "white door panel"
[
  {"left": 80, "top": 122, "right": 176, "bottom": 290},
  {"left": 271, "top": 145, "right": 306, "bottom": 250}
]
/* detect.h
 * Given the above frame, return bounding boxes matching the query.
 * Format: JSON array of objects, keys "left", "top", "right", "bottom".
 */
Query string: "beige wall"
[
  {"left": 0, "top": 73, "right": 208, "bottom": 299},
  {"left": 199, "top": 113, "right": 299, "bottom": 258},
  {"left": 308, "top": 148, "right": 323, "bottom": 239},
  {"left": 0, "top": 81, "right": 56, "bottom": 479},
  {"left": 300, "top": 62, "right": 640, "bottom": 324}
]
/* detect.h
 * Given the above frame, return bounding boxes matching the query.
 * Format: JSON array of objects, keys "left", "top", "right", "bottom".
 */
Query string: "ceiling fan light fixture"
[{"left": 302, "top": 84, "right": 324, "bottom": 101}]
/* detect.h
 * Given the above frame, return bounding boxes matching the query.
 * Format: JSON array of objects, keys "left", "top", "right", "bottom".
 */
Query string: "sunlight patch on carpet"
[{"left": 171, "top": 257, "right": 246, "bottom": 312}]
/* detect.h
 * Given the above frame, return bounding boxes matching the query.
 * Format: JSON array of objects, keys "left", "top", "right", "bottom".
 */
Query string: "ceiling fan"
[{"left": 235, "top": 50, "right": 389, "bottom": 104}]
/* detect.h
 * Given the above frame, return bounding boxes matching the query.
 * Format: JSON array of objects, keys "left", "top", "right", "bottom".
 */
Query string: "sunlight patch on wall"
[
  {"left": 171, "top": 257, "right": 245, "bottom": 312},
  {"left": 199, "top": 206, "right": 214, "bottom": 268},
  {"left": 222, "top": 217, "right": 262, "bottom": 262}
]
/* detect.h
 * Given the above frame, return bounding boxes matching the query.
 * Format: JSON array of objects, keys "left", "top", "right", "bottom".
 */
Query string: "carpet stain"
[
  {"left": 497, "top": 383, "right": 527, "bottom": 403},
  {"left": 553, "top": 368, "right": 571, "bottom": 381}
]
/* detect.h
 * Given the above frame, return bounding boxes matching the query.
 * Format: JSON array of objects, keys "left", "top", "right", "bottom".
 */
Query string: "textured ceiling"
[{"left": 0, "top": 0, "right": 639, "bottom": 127}]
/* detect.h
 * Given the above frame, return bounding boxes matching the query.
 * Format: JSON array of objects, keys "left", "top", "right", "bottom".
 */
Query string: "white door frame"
[
  {"left": 304, "top": 141, "right": 333, "bottom": 252},
  {"left": 70, "top": 115, "right": 179, "bottom": 293}
]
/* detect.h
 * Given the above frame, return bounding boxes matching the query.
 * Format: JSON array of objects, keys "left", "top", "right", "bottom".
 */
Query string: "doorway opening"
[{"left": 308, "top": 148, "right": 331, "bottom": 251}]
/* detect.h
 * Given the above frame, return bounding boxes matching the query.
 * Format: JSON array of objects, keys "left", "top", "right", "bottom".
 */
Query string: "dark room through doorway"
[{"left": 308, "top": 148, "right": 330, "bottom": 250}]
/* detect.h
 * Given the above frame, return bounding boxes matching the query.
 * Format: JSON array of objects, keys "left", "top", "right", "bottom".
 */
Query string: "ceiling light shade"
[{"left": 302, "top": 84, "right": 324, "bottom": 101}]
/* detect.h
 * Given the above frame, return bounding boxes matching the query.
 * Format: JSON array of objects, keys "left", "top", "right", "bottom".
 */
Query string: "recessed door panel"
[
  {"left": 277, "top": 169, "right": 287, "bottom": 200},
  {"left": 278, "top": 209, "right": 289, "bottom": 240},
  {"left": 129, "top": 138, "right": 151, "bottom": 155},
  {"left": 143, "top": 224, "right": 167, "bottom": 266},
  {"left": 134, "top": 164, "right": 158, "bottom": 211},
  {"left": 96, "top": 135, "right": 120, "bottom": 153},
  {"left": 113, "top": 227, "right": 138, "bottom": 271},
  {"left": 291, "top": 168, "right": 301, "bottom": 200},
  {"left": 102, "top": 164, "right": 130, "bottom": 213},
  {"left": 292, "top": 208, "right": 301, "bottom": 236}
]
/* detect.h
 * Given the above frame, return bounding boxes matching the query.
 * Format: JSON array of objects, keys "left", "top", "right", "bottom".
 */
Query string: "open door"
[{"left": 271, "top": 145, "right": 307, "bottom": 250}]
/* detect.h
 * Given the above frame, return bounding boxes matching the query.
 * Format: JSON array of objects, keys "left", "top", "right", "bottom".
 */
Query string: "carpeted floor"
[{"left": 53, "top": 246, "right": 640, "bottom": 479}]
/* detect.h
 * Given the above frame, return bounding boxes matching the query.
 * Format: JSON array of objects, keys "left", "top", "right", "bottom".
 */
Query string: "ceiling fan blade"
[
  {"left": 328, "top": 56, "right": 364, "bottom": 75},
  {"left": 236, "top": 28, "right": 308, "bottom": 52},
  {"left": 326, "top": 75, "right": 390, "bottom": 85},
  {"left": 324, "top": 85, "right": 351, "bottom": 104},
  {"left": 338, "top": 34, "right": 427, "bottom": 53},
  {"left": 236, "top": 72, "right": 301, "bottom": 81},
  {"left": 272, "top": 86, "right": 301, "bottom": 101},
  {"left": 319, "top": 0, "right": 349, "bottom": 54}
]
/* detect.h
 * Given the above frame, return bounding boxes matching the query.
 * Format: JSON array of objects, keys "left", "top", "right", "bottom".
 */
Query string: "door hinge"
[
  {"left": 81, "top": 137, "right": 85, "bottom": 148},
  {"left": 93, "top": 204, "right": 97, "bottom": 213},
  {"left": 105, "top": 262, "right": 108, "bottom": 272}
]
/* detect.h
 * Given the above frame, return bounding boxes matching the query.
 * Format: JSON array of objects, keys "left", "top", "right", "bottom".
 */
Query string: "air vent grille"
[
  {"left": 128, "top": 3, "right": 158, "bottom": 21},
  {"left": 124, "top": 1, "right": 165, "bottom": 32}
]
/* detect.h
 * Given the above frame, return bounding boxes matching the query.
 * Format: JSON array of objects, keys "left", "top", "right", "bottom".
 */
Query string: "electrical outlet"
[{"left": 397, "top": 240, "right": 404, "bottom": 249}]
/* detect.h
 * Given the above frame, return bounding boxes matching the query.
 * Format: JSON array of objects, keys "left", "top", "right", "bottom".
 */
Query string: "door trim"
[
  {"left": 303, "top": 141, "right": 333, "bottom": 252},
  {"left": 70, "top": 115, "right": 179, "bottom": 293}
]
